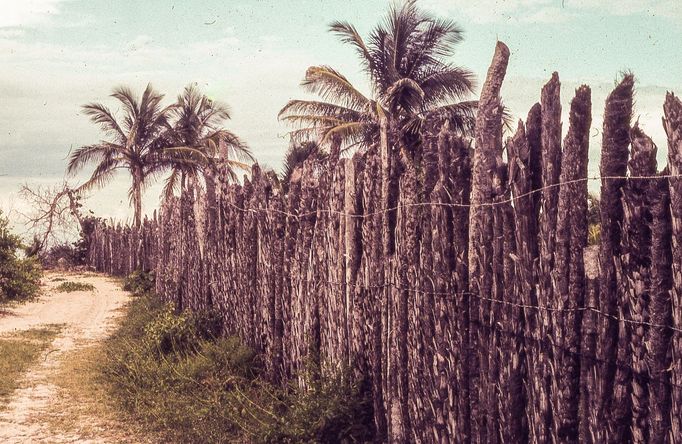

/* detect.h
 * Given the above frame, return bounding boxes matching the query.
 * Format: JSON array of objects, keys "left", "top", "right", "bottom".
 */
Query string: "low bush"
[
  {"left": 102, "top": 294, "right": 373, "bottom": 443},
  {"left": 0, "top": 212, "right": 41, "bottom": 303},
  {"left": 55, "top": 281, "right": 95, "bottom": 293},
  {"left": 122, "top": 270, "right": 155, "bottom": 296}
]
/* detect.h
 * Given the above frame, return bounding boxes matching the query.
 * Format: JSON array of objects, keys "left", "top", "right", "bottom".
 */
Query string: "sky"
[{"left": 1, "top": 0, "right": 681, "bottom": 229}]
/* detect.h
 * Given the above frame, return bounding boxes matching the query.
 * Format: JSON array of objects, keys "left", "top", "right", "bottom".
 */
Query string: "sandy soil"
[{"left": 0, "top": 272, "right": 137, "bottom": 443}]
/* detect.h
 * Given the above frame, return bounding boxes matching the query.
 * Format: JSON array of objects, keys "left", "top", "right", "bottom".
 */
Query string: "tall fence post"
[
  {"left": 598, "top": 74, "right": 634, "bottom": 442},
  {"left": 552, "top": 85, "right": 591, "bottom": 440},
  {"left": 664, "top": 92, "right": 682, "bottom": 442},
  {"left": 468, "top": 40, "right": 509, "bottom": 443},
  {"left": 621, "top": 124, "right": 657, "bottom": 442}
]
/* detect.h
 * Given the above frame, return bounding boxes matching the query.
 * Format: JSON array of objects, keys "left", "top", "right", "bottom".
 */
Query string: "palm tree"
[
  {"left": 158, "top": 84, "right": 253, "bottom": 198},
  {"left": 68, "top": 84, "right": 174, "bottom": 227},
  {"left": 278, "top": 0, "right": 477, "bottom": 153}
]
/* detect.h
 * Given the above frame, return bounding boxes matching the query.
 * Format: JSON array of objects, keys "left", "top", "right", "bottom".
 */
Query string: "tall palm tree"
[
  {"left": 278, "top": 0, "right": 477, "bottom": 153},
  {"left": 158, "top": 84, "right": 253, "bottom": 198},
  {"left": 68, "top": 84, "right": 174, "bottom": 227}
]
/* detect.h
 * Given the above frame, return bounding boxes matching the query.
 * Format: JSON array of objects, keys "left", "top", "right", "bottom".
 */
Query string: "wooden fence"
[{"left": 88, "top": 42, "right": 682, "bottom": 443}]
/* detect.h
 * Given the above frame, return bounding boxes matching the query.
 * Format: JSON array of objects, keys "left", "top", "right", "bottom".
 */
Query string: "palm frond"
[
  {"left": 281, "top": 141, "right": 328, "bottom": 187},
  {"left": 419, "top": 65, "right": 477, "bottom": 106},
  {"left": 301, "top": 66, "right": 371, "bottom": 111},
  {"left": 404, "top": 17, "right": 464, "bottom": 76},
  {"left": 329, "top": 21, "right": 374, "bottom": 72},
  {"left": 279, "top": 100, "right": 367, "bottom": 120},
  {"left": 161, "top": 167, "right": 183, "bottom": 200},
  {"left": 321, "top": 121, "right": 372, "bottom": 145},
  {"left": 419, "top": 101, "right": 478, "bottom": 136},
  {"left": 385, "top": 77, "right": 426, "bottom": 113},
  {"left": 75, "top": 157, "right": 122, "bottom": 192},
  {"left": 81, "top": 103, "right": 126, "bottom": 143},
  {"left": 67, "top": 143, "right": 120, "bottom": 175},
  {"left": 111, "top": 86, "right": 140, "bottom": 121}
]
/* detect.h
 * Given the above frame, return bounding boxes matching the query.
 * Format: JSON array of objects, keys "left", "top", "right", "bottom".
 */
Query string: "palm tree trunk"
[{"left": 133, "top": 177, "right": 143, "bottom": 228}]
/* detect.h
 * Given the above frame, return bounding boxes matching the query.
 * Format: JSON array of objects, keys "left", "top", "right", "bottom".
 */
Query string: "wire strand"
[{"left": 218, "top": 173, "right": 681, "bottom": 219}]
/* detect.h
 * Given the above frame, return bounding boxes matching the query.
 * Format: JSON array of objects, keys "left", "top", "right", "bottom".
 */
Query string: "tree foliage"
[
  {"left": 279, "top": 0, "right": 477, "bottom": 152},
  {"left": 68, "top": 84, "right": 175, "bottom": 227},
  {"left": 0, "top": 212, "right": 41, "bottom": 302},
  {"left": 155, "top": 84, "right": 253, "bottom": 198}
]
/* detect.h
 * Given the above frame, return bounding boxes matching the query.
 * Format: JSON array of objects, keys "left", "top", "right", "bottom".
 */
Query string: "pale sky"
[{"left": 1, "top": 0, "right": 681, "bottom": 226}]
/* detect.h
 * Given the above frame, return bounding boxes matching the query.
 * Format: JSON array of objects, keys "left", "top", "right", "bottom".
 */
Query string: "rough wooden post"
[
  {"left": 282, "top": 169, "right": 302, "bottom": 380},
  {"left": 361, "top": 146, "right": 388, "bottom": 440},
  {"left": 621, "top": 125, "right": 657, "bottom": 443},
  {"left": 663, "top": 92, "right": 682, "bottom": 442},
  {"left": 509, "top": 107, "right": 542, "bottom": 444},
  {"left": 552, "top": 85, "right": 591, "bottom": 440},
  {"left": 508, "top": 121, "right": 535, "bottom": 442},
  {"left": 648, "top": 169, "right": 674, "bottom": 444},
  {"left": 597, "top": 74, "right": 634, "bottom": 442},
  {"left": 496, "top": 130, "right": 527, "bottom": 442},
  {"left": 468, "top": 41, "right": 509, "bottom": 443},
  {"left": 450, "top": 134, "right": 472, "bottom": 442},
  {"left": 535, "top": 72, "right": 562, "bottom": 443},
  {"left": 579, "top": 273, "right": 600, "bottom": 442},
  {"left": 345, "top": 154, "right": 365, "bottom": 376},
  {"left": 392, "top": 148, "right": 415, "bottom": 442}
]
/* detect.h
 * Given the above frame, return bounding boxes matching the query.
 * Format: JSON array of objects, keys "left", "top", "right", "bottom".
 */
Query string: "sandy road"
[{"left": 0, "top": 272, "right": 133, "bottom": 443}]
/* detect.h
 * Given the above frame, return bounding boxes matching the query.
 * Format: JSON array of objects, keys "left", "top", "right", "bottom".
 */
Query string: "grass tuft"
[
  {"left": 55, "top": 281, "right": 95, "bottom": 293},
  {"left": 0, "top": 325, "right": 62, "bottom": 406}
]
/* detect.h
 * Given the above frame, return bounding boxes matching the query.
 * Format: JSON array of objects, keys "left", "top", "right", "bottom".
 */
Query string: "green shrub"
[
  {"left": 102, "top": 294, "right": 373, "bottom": 443},
  {"left": 0, "top": 212, "right": 41, "bottom": 303},
  {"left": 122, "top": 270, "right": 155, "bottom": 296},
  {"left": 55, "top": 281, "right": 95, "bottom": 293},
  {"left": 255, "top": 368, "right": 374, "bottom": 443}
]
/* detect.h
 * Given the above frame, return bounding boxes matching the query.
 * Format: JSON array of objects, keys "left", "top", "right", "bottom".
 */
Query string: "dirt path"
[{"left": 0, "top": 272, "right": 139, "bottom": 443}]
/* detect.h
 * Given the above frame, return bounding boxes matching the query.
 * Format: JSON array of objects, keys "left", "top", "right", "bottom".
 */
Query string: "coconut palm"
[
  {"left": 278, "top": 0, "right": 477, "bottom": 153},
  {"left": 158, "top": 84, "right": 253, "bottom": 198},
  {"left": 67, "top": 84, "right": 174, "bottom": 227}
]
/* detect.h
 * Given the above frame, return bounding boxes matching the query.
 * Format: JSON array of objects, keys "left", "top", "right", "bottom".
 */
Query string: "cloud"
[
  {"left": 421, "top": 0, "right": 570, "bottom": 24},
  {"left": 566, "top": 0, "right": 682, "bottom": 19},
  {"left": 422, "top": 0, "right": 682, "bottom": 24},
  {"left": 0, "top": 0, "right": 69, "bottom": 28},
  {"left": 0, "top": 29, "right": 24, "bottom": 38}
]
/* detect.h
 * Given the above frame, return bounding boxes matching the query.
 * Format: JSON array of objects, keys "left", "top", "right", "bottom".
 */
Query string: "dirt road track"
[{"left": 0, "top": 272, "right": 133, "bottom": 443}]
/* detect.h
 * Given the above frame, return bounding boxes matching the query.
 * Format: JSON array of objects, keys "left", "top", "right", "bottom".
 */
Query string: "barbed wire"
[
  {"left": 206, "top": 269, "right": 682, "bottom": 335},
  {"left": 92, "top": 168, "right": 682, "bottom": 336},
  {"left": 215, "top": 172, "right": 682, "bottom": 220}
]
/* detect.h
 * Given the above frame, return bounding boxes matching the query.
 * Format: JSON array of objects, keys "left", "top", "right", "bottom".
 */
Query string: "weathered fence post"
[
  {"left": 663, "top": 92, "right": 682, "bottom": 442},
  {"left": 552, "top": 85, "right": 591, "bottom": 440},
  {"left": 499, "top": 124, "right": 528, "bottom": 442},
  {"left": 621, "top": 125, "right": 657, "bottom": 443},
  {"left": 535, "top": 72, "right": 562, "bottom": 443},
  {"left": 598, "top": 74, "right": 634, "bottom": 442},
  {"left": 468, "top": 40, "right": 509, "bottom": 443},
  {"left": 648, "top": 169, "right": 674, "bottom": 443},
  {"left": 449, "top": 132, "right": 472, "bottom": 442}
]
